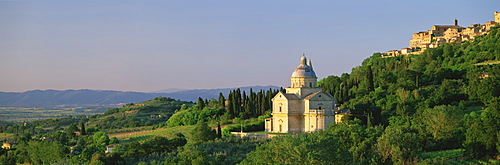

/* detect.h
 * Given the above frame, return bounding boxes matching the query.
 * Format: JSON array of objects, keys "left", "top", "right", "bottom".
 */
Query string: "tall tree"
[
  {"left": 367, "top": 65, "right": 375, "bottom": 92},
  {"left": 197, "top": 97, "right": 205, "bottom": 110},
  {"left": 190, "top": 121, "right": 216, "bottom": 143},
  {"left": 375, "top": 126, "right": 421, "bottom": 164},
  {"left": 241, "top": 132, "right": 349, "bottom": 164},
  {"left": 218, "top": 92, "right": 225, "bottom": 108},
  {"left": 80, "top": 121, "right": 86, "bottom": 135}
]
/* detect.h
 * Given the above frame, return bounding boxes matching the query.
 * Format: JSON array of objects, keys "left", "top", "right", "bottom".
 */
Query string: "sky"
[{"left": 1, "top": 0, "right": 499, "bottom": 92}]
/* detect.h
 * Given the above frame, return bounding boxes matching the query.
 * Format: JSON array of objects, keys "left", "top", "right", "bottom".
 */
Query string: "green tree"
[
  {"left": 190, "top": 121, "right": 216, "bottom": 143},
  {"left": 366, "top": 65, "right": 375, "bottom": 92},
  {"left": 375, "top": 126, "right": 421, "bottom": 164},
  {"left": 197, "top": 97, "right": 205, "bottom": 110},
  {"left": 19, "top": 141, "right": 68, "bottom": 165},
  {"left": 420, "top": 105, "right": 463, "bottom": 140},
  {"left": 109, "top": 137, "right": 119, "bottom": 144},
  {"left": 80, "top": 121, "right": 87, "bottom": 135},
  {"left": 66, "top": 123, "right": 80, "bottom": 138},
  {"left": 218, "top": 92, "right": 225, "bottom": 108},
  {"left": 326, "top": 122, "right": 384, "bottom": 164},
  {"left": 242, "top": 132, "right": 349, "bottom": 164},
  {"left": 92, "top": 132, "right": 110, "bottom": 150},
  {"left": 142, "top": 136, "right": 173, "bottom": 153},
  {"left": 176, "top": 144, "right": 209, "bottom": 165}
]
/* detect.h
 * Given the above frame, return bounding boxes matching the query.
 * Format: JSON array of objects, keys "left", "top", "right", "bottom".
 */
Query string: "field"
[
  {"left": 420, "top": 149, "right": 500, "bottom": 164},
  {"left": 108, "top": 125, "right": 195, "bottom": 143},
  {"left": 0, "top": 107, "right": 109, "bottom": 124},
  {"left": 0, "top": 133, "right": 15, "bottom": 141}
]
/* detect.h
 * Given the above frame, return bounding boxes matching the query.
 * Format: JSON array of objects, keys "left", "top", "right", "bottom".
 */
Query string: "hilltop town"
[{"left": 383, "top": 12, "right": 500, "bottom": 57}]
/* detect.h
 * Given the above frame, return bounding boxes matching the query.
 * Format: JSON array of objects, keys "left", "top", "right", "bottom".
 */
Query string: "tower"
[
  {"left": 265, "top": 55, "right": 336, "bottom": 133},
  {"left": 495, "top": 11, "right": 500, "bottom": 23}
]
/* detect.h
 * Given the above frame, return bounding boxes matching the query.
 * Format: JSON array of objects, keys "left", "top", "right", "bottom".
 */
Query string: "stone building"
[
  {"left": 2, "top": 142, "right": 18, "bottom": 149},
  {"left": 495, "top": 11, "right": 500, "bottom": 23},
  {"left": 265, "top": 55, "right": 336, "bottom": 133},
  {"left": 388, "top": 12, "right": 500, "bottom": 57}
]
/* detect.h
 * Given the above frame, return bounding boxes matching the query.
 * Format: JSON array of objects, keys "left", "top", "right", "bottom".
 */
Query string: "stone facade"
[
  {"left": 495, "top": 11, "right": 500, "bottom": 23},
  {"left": 265, "top": 55, "right": 336, "bottom": 133}
]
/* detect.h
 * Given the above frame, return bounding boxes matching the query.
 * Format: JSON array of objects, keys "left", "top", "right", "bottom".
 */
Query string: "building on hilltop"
[
  {"left": 495, "top": 11, "right": 500, "bottom": 23},
  {"left": 265, "top": 55, "right": 336, "bottom": 133},
  {"left": 2, "top": 142, "right": 18, "bottom": 149},
  {"left": 383, "top": 12, "right": 499, "bottom": 58}
]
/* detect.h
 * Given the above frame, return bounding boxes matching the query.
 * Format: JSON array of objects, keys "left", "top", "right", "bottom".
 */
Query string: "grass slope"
[
  {"left": 420, "top": 149, "right": 500, "bottom": 164},
  {"left": 109, "top": 125, "right": 195, "bottom": 143}
]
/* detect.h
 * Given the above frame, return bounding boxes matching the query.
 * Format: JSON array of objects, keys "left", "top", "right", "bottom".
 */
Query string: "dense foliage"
[
  {"left": 0, "top": 27, "right": 499, "bottom": 165},
  {"left": 315, "top": 27, "right": 500, "bottom": 162},
  {"left": 90, "top": 97, "right": 194, "bottom": 130}
]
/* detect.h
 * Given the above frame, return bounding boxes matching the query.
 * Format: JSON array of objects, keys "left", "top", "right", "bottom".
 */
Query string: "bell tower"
[{"left": 495, "top": 11, "right": 500, "bottom": 23}]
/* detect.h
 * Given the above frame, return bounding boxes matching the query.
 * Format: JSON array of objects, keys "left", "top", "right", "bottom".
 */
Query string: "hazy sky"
[{"left": 1, "top": 1, "right": 499, "bottom": 92}]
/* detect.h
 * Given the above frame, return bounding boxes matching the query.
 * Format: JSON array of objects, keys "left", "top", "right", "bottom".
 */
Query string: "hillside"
[
  {"left": 0, "top": 26, "right": 498, "bottom": 165},
  {"left": 0, "top": 85, "right": 279, "bottom": 107},
  {"left": 86, "top": 97, "right": 194, "bottom": 130}
]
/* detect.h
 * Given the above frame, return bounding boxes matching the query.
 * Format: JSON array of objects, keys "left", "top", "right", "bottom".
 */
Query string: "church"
[{"left": 265, "top": 55, "right": 336, "bottom": 133}]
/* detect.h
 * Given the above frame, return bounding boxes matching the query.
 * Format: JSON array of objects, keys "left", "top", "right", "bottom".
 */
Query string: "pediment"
[
  {"left": 272, "top": 92, "right": 300, "bottom": 101},
  {"left": 304, "top": 91, "right": 335, "bottom": 101}
]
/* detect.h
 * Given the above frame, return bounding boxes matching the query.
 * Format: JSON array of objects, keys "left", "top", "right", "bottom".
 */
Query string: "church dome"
[{"left": 291, "top": 55, "right": 316, "bottom": 77}]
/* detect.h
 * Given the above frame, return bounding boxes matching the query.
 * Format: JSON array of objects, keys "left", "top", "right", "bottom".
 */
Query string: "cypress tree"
[
  {"left": 227, "top": 91, "right": 235, "bottom": 118},
  {"left": 197, "top": 97, "right": 205, "bottom": 110},
  {"left": 235, "top": 88, "right": 242, "bottom": 115},
  {"left": 80, "top": 121, "right": 86, "bottom": 135},
  {"left": 218, "top": 92, "right": 225, "bottom": 108},
  {"left": 249, "top": 88, "right": 257, "bottom": 117},
  {"left": 217, "top": 121, "right": 222, "bottom": 138},
  {"left": 367, "top": 65, "right": 374, "bottom": 92}
]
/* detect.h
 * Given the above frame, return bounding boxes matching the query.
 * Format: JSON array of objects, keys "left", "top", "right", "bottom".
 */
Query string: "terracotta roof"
[
  {"left": 304, "top": 91, "right": 321, "bottom": 100},
  {"left": 272, "top": 92, "right": 300, "bottom": 100},
  {"left": 304, "top": 91, "right": 335, "bottom": 100},
  {"left": 282, "top": 93, "right": 300, "bottom": 100},
  {"left": 335, "top": 109, "right": 351, "bottom": 115},
  {"left": 106, "top": 144, "right": 121, "bottom": 148}
]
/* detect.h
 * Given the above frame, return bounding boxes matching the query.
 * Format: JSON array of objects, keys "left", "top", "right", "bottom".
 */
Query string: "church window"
[
  {"left": 319, "top": 95, "right": 321, "bottom": 97},
  {"left": 319, "top": 106, "right": 322, "bottom": 110},
  {"left": 279, "top": 106, "right": 282, "bottom": 112},
  {"left": 309, "top": 82, "right": 312, "bottom": 87},
  {"left": 278, "top": 120, "right": 283, "bottom": 133}
]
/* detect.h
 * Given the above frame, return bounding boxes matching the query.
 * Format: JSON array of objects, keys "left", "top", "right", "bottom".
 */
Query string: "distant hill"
[
  {"left": 0, "top": 85, "right": 280, "bottom": 107},
  {"left": 152, "top": 88, "right": 188, "bottom": 93},
  {"left": 153, "top": 85, "right": 280, "bottom": 102},
  {"left": 0, "top": 89, "right": 156, "bottom": 107}
]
